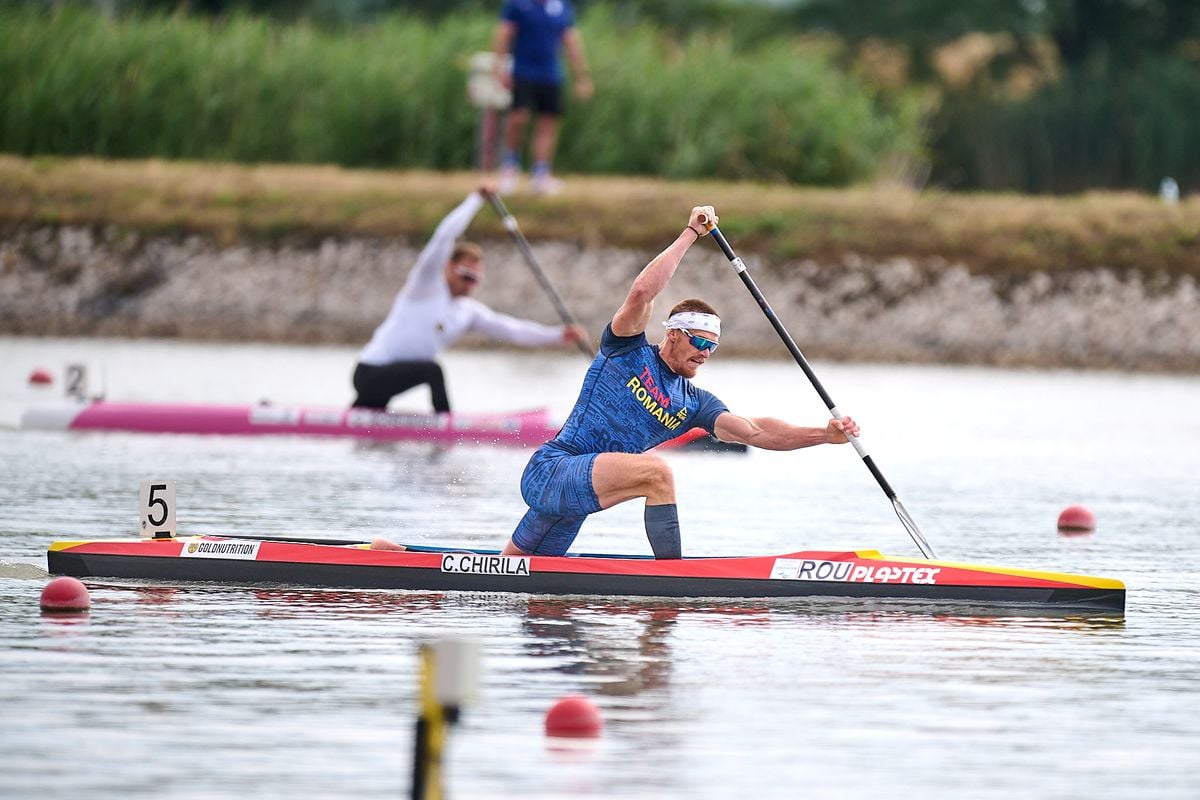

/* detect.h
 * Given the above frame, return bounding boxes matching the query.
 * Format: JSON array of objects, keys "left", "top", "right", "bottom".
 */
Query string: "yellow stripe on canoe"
[
  {"left": 49, "top": 538, "right": 185, "bottom": 551},
  {"left": 854, "top": 550, "right": 1125, "bottom": 590}
]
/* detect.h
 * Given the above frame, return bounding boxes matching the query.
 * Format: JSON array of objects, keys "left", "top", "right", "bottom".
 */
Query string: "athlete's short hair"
[
  {"left": 452, "top": 242, "right": 483, "bottom": 263},
  {"left": 669, "top": 298, "right": 719, "bottom": 318}
]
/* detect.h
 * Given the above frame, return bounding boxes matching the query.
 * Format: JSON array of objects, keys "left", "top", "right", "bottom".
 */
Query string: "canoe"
[
  {"left": 46, "top": 535, "right": 1126, "bottom": 612},
  {"left": 20, "top": 400, "right": 743, "bottom": 452},
  {"left": 21, "top": 400, "right": 556, "bottom": 446}
]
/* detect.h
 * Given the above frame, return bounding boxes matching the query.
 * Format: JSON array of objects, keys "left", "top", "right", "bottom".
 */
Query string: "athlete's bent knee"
[{"left": 639, "top": 455, "right": 675, "bottom": 501}]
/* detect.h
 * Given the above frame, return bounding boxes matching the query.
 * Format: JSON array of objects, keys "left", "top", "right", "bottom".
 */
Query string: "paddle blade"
[{"left": 892, "top": 497, "right": 937, "bottom": 559}]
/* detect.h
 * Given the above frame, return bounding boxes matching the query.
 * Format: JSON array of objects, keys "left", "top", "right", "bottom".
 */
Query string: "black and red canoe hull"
[{"left": 47, "top": 537, "right": 1126, "bottom": 612}]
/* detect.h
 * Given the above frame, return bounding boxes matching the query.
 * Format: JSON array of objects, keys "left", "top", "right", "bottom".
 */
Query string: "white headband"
[{"left": 663, "top": 311, "right": 721, "bottom": 336}]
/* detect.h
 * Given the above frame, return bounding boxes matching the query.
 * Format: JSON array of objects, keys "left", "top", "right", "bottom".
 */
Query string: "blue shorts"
[{"left": 511, "top": 447, "right": 601, "bottom": 556}]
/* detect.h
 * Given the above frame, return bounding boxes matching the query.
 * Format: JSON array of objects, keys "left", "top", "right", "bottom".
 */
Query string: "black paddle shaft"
[
  {"left": 706, "top": 225, "right": 938, "bottom": 559},
  {"left": 486, "top": 194, "right": 594, "bottom": 358}
]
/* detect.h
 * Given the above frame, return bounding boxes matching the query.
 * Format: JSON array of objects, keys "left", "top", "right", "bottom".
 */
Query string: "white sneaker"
[
  {"left": 498, "top": 165, "right": 520, "bottom": 195},
  {"left": 531, "top": 173, "right": 563, "bottom": 196}
]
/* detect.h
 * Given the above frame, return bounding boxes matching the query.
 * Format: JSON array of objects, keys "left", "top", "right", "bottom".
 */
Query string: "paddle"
[
  {"left": 485, "top": 193, "right": 594, "bottom": 358},
  {"left": 699, "top": 217, "right": 939, "bottom": 560}
]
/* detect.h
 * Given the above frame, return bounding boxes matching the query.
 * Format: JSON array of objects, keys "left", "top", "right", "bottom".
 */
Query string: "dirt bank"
[{"left": 3, "top": 224, "right": 1197, "bottom": 371}]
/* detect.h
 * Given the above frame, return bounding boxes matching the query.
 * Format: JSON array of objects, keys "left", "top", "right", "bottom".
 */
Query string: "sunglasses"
[
  {"left": 452, "top": 262, "right": 481, "bottom": 284},
  {"left": 680, "top": 328, "right": 719, "bottom": 353}
]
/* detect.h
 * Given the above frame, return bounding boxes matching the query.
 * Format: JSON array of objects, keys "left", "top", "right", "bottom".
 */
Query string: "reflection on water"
[{"left": 522, "top": 598, "right": 685, "bottom": 695}]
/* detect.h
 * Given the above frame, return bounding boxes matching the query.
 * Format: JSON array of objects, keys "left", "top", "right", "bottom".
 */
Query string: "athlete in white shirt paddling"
[{"left": 352, "top": 183, "right": 588, "bottom": 412}]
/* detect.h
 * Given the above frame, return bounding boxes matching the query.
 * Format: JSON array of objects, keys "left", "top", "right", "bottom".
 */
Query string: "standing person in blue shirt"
[
  {"left": 493, "top": 0, "right": 593, "bottom": 195},
  {"left": 351, "top": 182, "right": 588, "bottom": 413},
  {"left": 499, "top": 205, "right": 861, "bottom": 560}
]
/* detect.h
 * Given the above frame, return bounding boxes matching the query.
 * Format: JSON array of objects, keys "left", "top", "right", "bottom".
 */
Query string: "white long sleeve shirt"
[{"left": 357, "top": 193, "right": 564, "bottom": 365}]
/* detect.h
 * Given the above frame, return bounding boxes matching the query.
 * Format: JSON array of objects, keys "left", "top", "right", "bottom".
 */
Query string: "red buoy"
[
  {"left": 28, "top": 367, "right": 54, "bottom": 386},
  {"left": 40, "top": 576, "right": 91, "bottom": 612},
  {"left": 545, "top": 695, "right": 602, "bottom": 738},
  {"left": 1057, "top": 505, "right": 1096, "bottom": 533}
]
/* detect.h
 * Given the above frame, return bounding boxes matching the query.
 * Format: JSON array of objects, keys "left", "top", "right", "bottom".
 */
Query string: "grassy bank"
[{"left": 2, "top": 155, "right": 1198, "bottom": 276}]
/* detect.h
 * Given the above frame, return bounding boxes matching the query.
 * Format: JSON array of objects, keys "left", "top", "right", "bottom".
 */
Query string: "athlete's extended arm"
[
  {"left": 403, "top": 192, "right": 485, "bottom": 299},
  {"left": 713, "top": 412, "right": 860, "bottom": 451},
  {"left": 469, "top": 303, "right": 570, "bottom": 347},
  {"left": 610, "top": 206, "right": 716, "bottom": 337}
]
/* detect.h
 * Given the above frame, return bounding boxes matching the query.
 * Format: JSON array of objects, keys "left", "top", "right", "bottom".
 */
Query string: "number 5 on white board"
[{"left": 139, "top": 480, "right": 177, "bottom": 539}]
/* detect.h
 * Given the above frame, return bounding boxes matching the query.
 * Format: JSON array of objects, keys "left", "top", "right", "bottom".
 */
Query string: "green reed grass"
[
  {"left": 556, "top": 9, "right": 923, "bottom": 185},
  {"left": 0, "top": 5, "right": 920, "bottom": 185},
  {"left": 934, "top": 55, "right": 1200, "bottom": 194}
]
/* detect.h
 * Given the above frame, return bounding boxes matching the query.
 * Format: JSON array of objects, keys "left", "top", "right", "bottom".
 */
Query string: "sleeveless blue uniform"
[{"left": 511, "top": 324, "right": 728, "bottom": 555}]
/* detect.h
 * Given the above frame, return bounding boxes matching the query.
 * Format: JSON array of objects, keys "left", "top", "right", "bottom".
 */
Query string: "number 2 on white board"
[
  {"left": 65, "top": 363, "right": 87, "bottom": 401},
  {"left": 139, "top": 480, "right": 177, "bottom": 539}
]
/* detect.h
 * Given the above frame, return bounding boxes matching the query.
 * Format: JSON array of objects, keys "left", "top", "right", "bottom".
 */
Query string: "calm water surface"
[{"left": 1, "top": 337, "right": 1198, "bottom": 799}]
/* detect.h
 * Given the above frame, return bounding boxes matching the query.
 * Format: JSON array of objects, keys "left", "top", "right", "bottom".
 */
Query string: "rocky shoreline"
[{"left": 3, "top": 225, "right": 1198, "bottom": 372}]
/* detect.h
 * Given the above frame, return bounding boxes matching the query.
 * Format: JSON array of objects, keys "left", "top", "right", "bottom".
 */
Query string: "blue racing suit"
[{"left": 511, "top": 324, "right": 728, "bottom": 555}]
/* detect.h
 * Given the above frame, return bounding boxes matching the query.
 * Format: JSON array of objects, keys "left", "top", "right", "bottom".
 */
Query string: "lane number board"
[{"left": 139, "top": 480, "right": 177, "bottom": 539}]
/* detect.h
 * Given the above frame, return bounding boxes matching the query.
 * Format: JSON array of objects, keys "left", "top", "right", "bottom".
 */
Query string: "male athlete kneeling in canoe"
[{"left": 496, "top": 205, "right": 859, "bottom": 559}]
